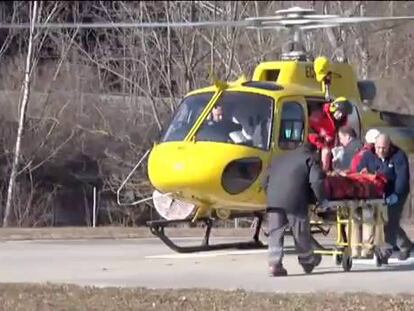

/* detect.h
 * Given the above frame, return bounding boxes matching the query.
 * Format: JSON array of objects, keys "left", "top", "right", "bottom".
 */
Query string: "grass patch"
[{"left": 0, "top": 283, "right": 414, "bottom": 311}]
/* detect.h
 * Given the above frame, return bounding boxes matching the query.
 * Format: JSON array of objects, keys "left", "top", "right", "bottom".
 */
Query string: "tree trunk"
[{"left": 3, "top": 1, "right": 38, "bottom": 227}]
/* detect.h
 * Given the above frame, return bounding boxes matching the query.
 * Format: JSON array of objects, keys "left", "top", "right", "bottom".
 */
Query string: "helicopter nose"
[
  {"left": 148, "top": 142, "right": 200, "bottom": 193},
  {"left": 147, "top": 142, "right": 266, "bottom": 199}
]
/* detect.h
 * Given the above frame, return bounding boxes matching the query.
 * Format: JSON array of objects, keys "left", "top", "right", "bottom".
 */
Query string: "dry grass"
[{"left": 0, "top": 283, "right": 413, "bottom": 311}]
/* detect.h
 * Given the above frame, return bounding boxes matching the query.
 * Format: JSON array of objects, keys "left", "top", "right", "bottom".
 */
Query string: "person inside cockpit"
[{"left": 200, "top": 105, "right": 243, "bottom": 143}]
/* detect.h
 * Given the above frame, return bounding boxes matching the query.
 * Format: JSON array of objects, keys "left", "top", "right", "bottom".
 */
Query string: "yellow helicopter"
[
  {"left": 137, "top": 7, "right": 414, "bottom": 253},
  {"left": 4, "top": 5, "right": 414, "bottom": 251}
]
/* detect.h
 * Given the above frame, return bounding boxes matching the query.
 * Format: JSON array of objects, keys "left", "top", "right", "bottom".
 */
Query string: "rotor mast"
[
  {"left": 281, "top": 27, "right": 307, "bottom": 61},
  {"left": 252, "top": 7, "right": 318, "bottom": 61}
]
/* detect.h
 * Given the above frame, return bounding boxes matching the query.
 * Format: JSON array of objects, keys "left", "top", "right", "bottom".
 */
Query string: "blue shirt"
[{"left": 357, "top": 145, "right": 410, "bottom": 199}]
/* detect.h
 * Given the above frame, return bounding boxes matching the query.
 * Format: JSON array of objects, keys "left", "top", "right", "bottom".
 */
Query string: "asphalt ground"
[{"left": 0, "top": 233, "right": 413, "bottom": 294}]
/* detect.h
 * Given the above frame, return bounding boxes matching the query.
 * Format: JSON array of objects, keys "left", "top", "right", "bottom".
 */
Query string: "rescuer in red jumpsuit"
[{"left": 308, "top": 97, "right": 353, "bottom": 172}]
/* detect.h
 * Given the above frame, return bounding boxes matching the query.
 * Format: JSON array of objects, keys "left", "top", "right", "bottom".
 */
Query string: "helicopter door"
[
  {"left": 346, "top": 101, "right": 362, "bottom": 138},
  {"left": 276, "top": 96, "right": 308, "bottom": 152},
  {"left": 306, "top": 97, "right": 362, "bottom": 139}
]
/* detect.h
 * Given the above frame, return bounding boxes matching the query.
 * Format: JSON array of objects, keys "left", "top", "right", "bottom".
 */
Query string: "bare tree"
[{"left": 3, "top": 1, "right": 38, "bottom": 227}]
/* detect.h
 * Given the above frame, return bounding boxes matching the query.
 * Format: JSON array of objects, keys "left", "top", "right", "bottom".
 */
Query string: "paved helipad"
[{"left": 0, "top": 236, "right": 413, "bottom": 293}]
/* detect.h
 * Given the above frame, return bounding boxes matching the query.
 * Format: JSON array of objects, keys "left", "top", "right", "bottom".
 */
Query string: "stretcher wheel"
[{"left": 342, "top": 252, "right": 352, "bottom": 272}]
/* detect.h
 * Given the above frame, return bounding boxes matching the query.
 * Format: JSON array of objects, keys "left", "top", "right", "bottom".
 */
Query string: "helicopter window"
[
  {"left": 346, "top": 103, "right": 361, "bottom": 137},
  {"left": 161, "top": 92, "right": 214, "bottom": 142},
  {"left": 305, "top": 97, "right": 326, "bottom": 116},
  {"left": 279, "top": 101, "right": 305, "bottom": 150},
  {"left": 306, "top": 97, "right": 362, "bottom": 138},
  {"left": 264, "top": 69, "right": 280, "bottom": 82},
  {"left": 195, "top": 91, "right": 274, "bottom": 150},
  {"left": 242, "top": 81, "right": 283, "bottom": 91}
]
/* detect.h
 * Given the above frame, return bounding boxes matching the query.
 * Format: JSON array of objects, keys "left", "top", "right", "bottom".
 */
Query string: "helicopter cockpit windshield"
[
  {"left": 161, "top": 92, "right": 214, "bottom": 142},
  {"left": 195, "top": 92, "right": 274, "bottom": 150},
  {"left": 161, "top": 91, "right": 274, "bottom": 150}
]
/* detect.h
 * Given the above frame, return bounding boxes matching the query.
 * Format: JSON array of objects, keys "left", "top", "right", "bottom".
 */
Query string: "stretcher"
[{"left": 310, "top": 198, "right": 388, "bottom": 272}]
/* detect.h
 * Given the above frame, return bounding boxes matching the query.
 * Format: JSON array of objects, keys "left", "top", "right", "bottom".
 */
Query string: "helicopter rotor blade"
[
  {"left": 297, "top": 16, "right": 414, "bottom": 30},
  {"left": 322, "top": 16, "right": 414, "bottom": 24},
  {"left": 1, "top": 7, "right": 414, "bottom": 32},
  {"left": 246, "top": 25, "right": 290, "bottom": 30},
  {"left": 243, "top": 15, "right": 414, "bottom": 30},
  {"left": 299, "top": 14, "right": 340, "bottom": 19},
  {"left": 0, "top": 20, "right": 251, "bottom": 30},
  {"left": 245, "top": 14, "right": 340, "bottom": 21},
  {"left": 300, "top": 24, "right": 341, "bottom": 30}
]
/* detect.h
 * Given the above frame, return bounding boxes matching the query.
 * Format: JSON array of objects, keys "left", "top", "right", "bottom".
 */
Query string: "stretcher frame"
[{"left": 311, "top": 198, "right": 388, "bottom": 272}]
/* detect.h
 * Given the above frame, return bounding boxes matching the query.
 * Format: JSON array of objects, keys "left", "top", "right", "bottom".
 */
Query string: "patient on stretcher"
[
  {"left": 314, "top": 128, "right": 387, "bottom": 258},
  {"left": 324, "top": 128, "right": 386, "bottom": 200}
]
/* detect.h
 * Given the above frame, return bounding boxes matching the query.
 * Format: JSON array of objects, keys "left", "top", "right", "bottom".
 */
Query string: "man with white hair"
[
  {"left": 366, "top": 128, "right": 381, "bottom": 144},
  {"left": 357, "top": 132, "right": 412, "bottom": 262}
]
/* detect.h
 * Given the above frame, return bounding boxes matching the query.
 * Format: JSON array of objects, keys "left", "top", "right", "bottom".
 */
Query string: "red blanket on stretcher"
[{"left": 324, "top": 173, "right": 388, "bottom": 200}]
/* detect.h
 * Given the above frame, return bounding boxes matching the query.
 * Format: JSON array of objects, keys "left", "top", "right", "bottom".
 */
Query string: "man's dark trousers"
[
  {"left": 268, "top": 207, "right": 320, "bottom": 266},
  {"left": 386, "top": 195, "right": 412, "bottom": 252}
]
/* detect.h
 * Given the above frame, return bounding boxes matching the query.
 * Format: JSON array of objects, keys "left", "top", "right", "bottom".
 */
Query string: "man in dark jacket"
[
  {"left": 334, "top": 126, "right": 363, "bottom": 171},
  {"left": 265, "top": 143, "right": 328, "bottom": 276},
  {"left": 357, "top": 133, "right": 412, "bottom": 261}
]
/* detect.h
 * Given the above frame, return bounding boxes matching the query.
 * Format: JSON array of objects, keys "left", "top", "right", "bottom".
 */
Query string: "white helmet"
[{"left": 365, "top": 128, "right": 380, "bottom": 144}]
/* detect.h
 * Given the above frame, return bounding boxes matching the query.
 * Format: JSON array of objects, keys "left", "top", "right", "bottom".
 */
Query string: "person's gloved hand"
[
  {"left": 386, "top": 193, "right": 399, "bottom": 205},
  {"left": 318, "top": 199, "right": 331, "bottom": 212}
]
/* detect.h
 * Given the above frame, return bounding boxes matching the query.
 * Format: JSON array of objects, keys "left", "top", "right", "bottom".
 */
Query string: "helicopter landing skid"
[
  {"left": 147, "top": 213, "right": 330, "bottom": 253},
  {"left": 146, "top": 213, "right": 266, "bottom": 254}
]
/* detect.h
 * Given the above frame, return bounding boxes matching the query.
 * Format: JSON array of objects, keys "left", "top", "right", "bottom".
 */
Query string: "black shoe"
[
  {"left": 376, "top": 253, "right": 389, "bottom": 265},
  {"left": 301, "top": 255, "right": 322, "bottom": 274},
  {"left": 269, "top": 264, "right": 288, "bottom": 277},
  {"left": 398, "top": 249, "right": 410, "bottom": 261},
  {"left": 374, "top": 248, "right": 390, "bottom": 265}
]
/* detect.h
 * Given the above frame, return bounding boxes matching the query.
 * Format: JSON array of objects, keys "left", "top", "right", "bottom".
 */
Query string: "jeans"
[
  {"left": 380, "top": 195, "right": 412, "bottom": 258},
  {"left": 267, "top": 207, "right": 320, "bottom": 266}
]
